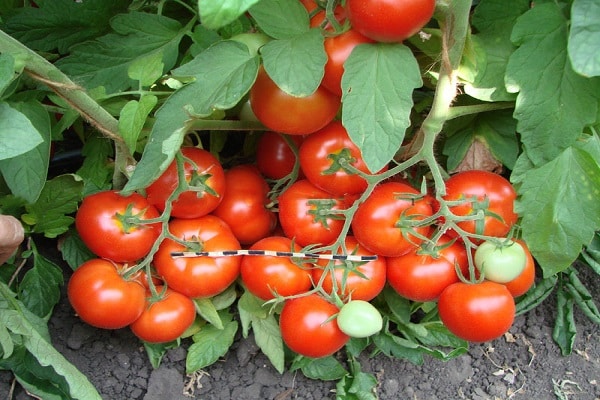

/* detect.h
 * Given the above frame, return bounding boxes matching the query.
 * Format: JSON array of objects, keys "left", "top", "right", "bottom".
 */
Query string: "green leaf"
[
  {"left": 198, "top": 0, "right": 261, "bottom": 30},
  {"left": 553, "top": 283, "right": 577, "bottom": 356},
  {"left": 249, "top": 0, "right": 309, "bottom": 39},
  {"left": 261, "top": 29, "right": 326, "bottom": 96},
  {"left": 124, "top": 41, "right": 259, "bottom": 192},
  {"left": 59, "top": 233, "right": 95, "bottom": 271},
  {"left": 382, "top": 287, "right": 411, "bottom": 324},
  {"left": 514, "top": 138, "right": 600, "bottom": 276},
  {"left": 0, "top": 102, "right": 43, "bottom": 161},
  {"left": 128, "top": 51, "right": 165, "bottom": 87},
  {"left": 186, "top": 311, "right": 238, "bottom": 373},
  {"left": 0, "top": 322, "right": 14, "bottom": 359},
  {"left": 211, "top": 285, "right": 238, "bottom": 310},
  {"left": 464, "top": 0, "right": 529, "bottom": 101},
  {"left": 372, "top": 331, "right": 424, "bottom": 365},
  {"left": 118, "top": 95, "right": 158, "bottom": 155},
  {"left": 0, "top": 100, "right": 50, "bottom": 203},
  {"left": 505, "top": 3, "right": 600, "bottom": 165},
  {"left": 291, "top": 356, "right": 347, "bottom": 381},
  {"left": 416, "top": 322, "right": 468, "bottom": 351},
  {"left": 24, "top": 174, "right": 83, "bottom": 238},
  {"left": 516, "top": 275, "right": 558, "bottom": 315},
  {"left": 56, "top": 12, "right": 185, "bottom": 93},
  {"left": 342, "top": 43, "right": 422, "bottom": 173},
  {"left": 19, "top": 246, "right": 63, "bottom": 319},
  {"left": 443, "top": 109, "right": 519, "bottom": 170},
  {"left": 76, "top": 135, "right": 113, "bottom": 195},
  {"left": 1, "top": 0, "right": 127, "bottom": 54},
  {"left": 0, "top": 53, "right": 17, "bottom": 97},
  {"left": 251, "top": 314, "right": 285, "bottom": 374},
  {"left": 143, "top": 341, "right": 179, "bottom": 369},
  {"left": 564, "top": 268, "right": 600, "bottom": 325},
  {"left": 194, "top": 298, "right": 224, "bottom": 330},
  {"left": 336, "top": 359, "right": 378, "bottom": 400},
  {"left": 568, "top": 0, "right": 600, "bottom": 77},
  {"left": 238, "top": 290, "right": 269, "bottom": 337}
]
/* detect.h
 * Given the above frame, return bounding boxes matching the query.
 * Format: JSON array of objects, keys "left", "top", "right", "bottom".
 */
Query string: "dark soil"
[{"left": 2, "top": 250, "right": 599, "bottom": 400}]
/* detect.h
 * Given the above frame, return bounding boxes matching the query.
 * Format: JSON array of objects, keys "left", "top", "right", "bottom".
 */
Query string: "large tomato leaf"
[
  {"left": 261, "top": 29, "right": 326, "bottom": 96},
  {"left": 251, "top": 314, "right": 285, "bottom": 374},
  {"left": 186, "top": 311, "right": 238, "bottom": 373},
  {"left": 55, "top": 12, "right": 186, "bottom": 93},
  {"left": 249, "top": 0, "right": 309, "bottom": 40},
  {"left": 505, "top": 3, "right": 600, "bottom": 165},
  {"left": 1, "top": 0, "right": 126, "bottom": 54},
  {"left": 341, "top": 43, "right": 422, "bottom": 173},
  {"left": 513, "top": 134, "right": 600, "bottom": 276},
  {"left": 198, "top": 0, "right": 261, "bottom": 30},
  {"left": 568, "top": 0, "right": 600, "bottom": 78},
  {"left": 0, "top": 100, "right": 50, "bottom": 204},
  {"left": 0, "top": 102, "right": 43, "bottom": 161},
  {"left": 123, "top": 40, "right": 259, "bottom": 193},
  {"left": 463, "top": 0, "right": 529, "bottom": 101}
]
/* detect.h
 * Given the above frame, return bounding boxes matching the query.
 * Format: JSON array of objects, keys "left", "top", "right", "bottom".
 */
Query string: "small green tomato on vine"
[
  {"left": 474, "top": 239, "right": 527, "bottom": 283},
  {"left": 337, "top": 300, "right": 383, "bottom": 338}
]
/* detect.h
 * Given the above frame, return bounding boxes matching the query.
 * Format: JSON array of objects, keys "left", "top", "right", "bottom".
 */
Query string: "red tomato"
[
  {"left": 311, "top": 236, "right": 386, "bottom": 301},
  {"left": 75, "top": 190, "right": 161, "bottom": 263},
  {"left": 67, "top": 259, "right": 146, "bottom": 329},
  {"left": 279, "top": 294, "right": 349, "bottom": 358},
  {"left": 387, "top": 235, "right": 469, "bottom": 302},
  {"left": 277, "top": 179, "right": 350, "bottom": 247},
  {"left": 443, "top": 170, "right": 518, "bottom": 239},
  {"left": 212, "top": 165, "right": 277, "bottom": 245},
  {"left": 146, "top": 147, "right": 226, "bottom": 219},
  {"left": 153, "top": 216, "right": 241, "bottom": 298},
  {"left": 299, "top": 121, "right": 387, "bottom": 196},
  {"left": 351, "top": 182, "right": 434, "bottom": 257},
  {"left": 256, "top": 131, "right": 304, "bottom": 180},
  {"left": 249, "top": 66, "right": 341, "bottom": 135},
  {"left": 345, "top": 0, "right": 436, "bottom": 43},
  {"left": 438, "top": 281, "right": 516, "bottom": 342},
  {"left": 503, "top": 240, "right": 536, "bottom": 297},
  {"left": 240, "top": 236, "right": 313, "bottom": 300},
  {"left": 322, "top": 29, "right": 374, "bottom": 96},
  {"left": 130, "top": 287, "right": 197, "bottom": 343}
]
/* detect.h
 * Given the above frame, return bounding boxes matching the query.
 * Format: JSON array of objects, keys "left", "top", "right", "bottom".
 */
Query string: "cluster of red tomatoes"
[{"left": 68, "top": 0, "right": 535, "bottom": 358}]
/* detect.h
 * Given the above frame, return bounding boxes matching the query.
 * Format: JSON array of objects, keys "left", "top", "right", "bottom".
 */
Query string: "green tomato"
[
  {"left": 474, "top": 239, "right": 526, "bottom": 283},
  {"left": 337, "top": 300, "right": 383, "bottom": 338},
  {"left": 229, "top": 33, "right": 271, "bottom": 57}
]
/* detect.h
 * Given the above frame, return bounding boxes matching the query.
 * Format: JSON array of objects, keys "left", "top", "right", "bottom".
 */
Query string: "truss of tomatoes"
[{"left": 68, "top": 0, "right": 535, "bottom": 359}]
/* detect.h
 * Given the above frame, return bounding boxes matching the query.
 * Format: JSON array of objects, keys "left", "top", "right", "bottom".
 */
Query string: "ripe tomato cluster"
[{"left": 68, "top": 0, "right": 536, "bottom": 358}]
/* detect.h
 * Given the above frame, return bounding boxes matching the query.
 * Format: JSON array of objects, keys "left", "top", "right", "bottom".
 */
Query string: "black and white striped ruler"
[{"left": 170, "top": 249, "right": 377, "bottom": 261}]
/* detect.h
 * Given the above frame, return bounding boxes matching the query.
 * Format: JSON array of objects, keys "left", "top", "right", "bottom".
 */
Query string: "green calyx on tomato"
[
  {"left": 474, "top": 239, "right": 527, "bottom": 284},
  {"left": 337, "top": 300, "right": 383, "bottom": 338}
]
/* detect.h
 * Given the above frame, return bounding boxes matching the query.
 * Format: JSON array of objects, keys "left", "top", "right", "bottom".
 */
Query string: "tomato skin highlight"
[
  {"left": 240, "top": 236, "right": 313, "bottom": 300},
  {"left": 130, "top": 287, "right": 197, "bottom": 343},
  {"left": 67, "top": 259, "right": 146, "bottom": 329},
  {"left": 249, "top": 66, "right": 341, "bottom": 135},
  {"left": 153, "top": 216, "right": 241, "bottom": 298},
  {"left": 345, "top": 0, "right": 436, "bottom": 43},
  {"left": 312, "top": 236, "right": 386, "bottom": 301},
  {"left": 503, "top": 240, "right": 536, "bottom": 297},
  {"left": 322, "top": 29, "right": 374, "bottom": 96},
  {"left": 438, "top": 281, "right": 516, "bottom": 342},
  {"left": 75, "top": 190, "right": 161, "bottom": 263},
  {"left": 279, "top": 294, "right": 349, "bottom": 358},
  {"left": 352, "top": 182, "right": 433, "bottom": 257},
  {"left": 146, "top": 147, "right": 226, "bottom": 219},
  {"left": 212, "top": 164, "right": 277, "bottom": 245},
  {"left": 386, "top": 235, "right": 469, "bottom": 302},
  {"left": 443, "top": 170, "right": 518, "bottom": 239},
  {"left": 299, "top": 121, "right": 387, "bottom": 196}
]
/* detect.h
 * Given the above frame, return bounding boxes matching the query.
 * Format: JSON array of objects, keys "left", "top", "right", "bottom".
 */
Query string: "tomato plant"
[
  {"left": 438, "top": 281, "right": 516, "bottom": 342},
  {"left": 146, "top": 147, "right": 226, "bottom": 219},
  {"left": 386, "top": 235, "right": 469, "bottom": 302},
  {"left": 249, "top": 66, "right": 341, "bottom": 135},
  {"left": 299, "top": 121, "right": 387, "bottom": 196},
  {"left": 153, "top": 216, "right": 241, "bottom": 298},
  {"left": 475, "top": 239, "right": 527, "bottom": 283},
  {"left": 212, "top": 164, "right": 277, "bottom": 245},
  {"left": 345, "top": 0, "right": 436, "bottom": 43},
  {"left": 311, "top": 236, "right": 386, "bottom": 301},
  {"left": 336, "top": 300, "right": 383, "bottom": 338},
  {"left": 67, "top": 259, "right": 146, "bottom": 330},
  {"left": 75, "top": 190, "right": 161, "bottom": 263},
  {"left": 240, "top": 236, "right": 312, "bottom": 300},
  {"left": 279, "top": 294, "right": 349, "bottom": 358},
  {"left": 130, "top": 287, "right": 197, "bottom": 344},
  {"left": 352, "top": 181, "right": 434, "bottom": 257}
]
